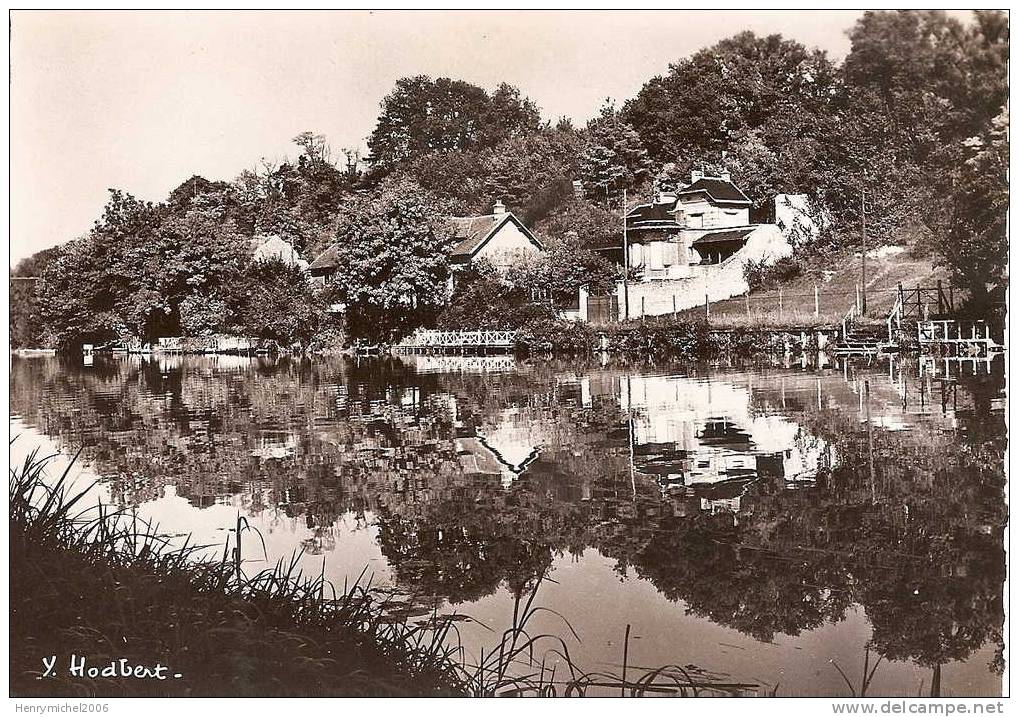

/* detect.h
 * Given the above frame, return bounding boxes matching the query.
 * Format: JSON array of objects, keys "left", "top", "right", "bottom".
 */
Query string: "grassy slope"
[{"left": 678, "top": 248, "right": 951, "bottom": 330}]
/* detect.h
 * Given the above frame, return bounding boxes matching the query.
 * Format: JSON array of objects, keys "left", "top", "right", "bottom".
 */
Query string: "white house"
[
  {"left": 308, "top": 200, "right": 543, "bottom": 289},
  {"left": 448, "top": 200, "right": 544, "bottom": 272},
  {"left": 252, "top": 234, "right": 310, "bottom": 271},
  {"left": 595, "top": 171, "right": 794, "bottom": 319}
]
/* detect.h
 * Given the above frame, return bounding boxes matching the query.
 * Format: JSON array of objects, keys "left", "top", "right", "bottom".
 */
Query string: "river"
[{"left": 9, "top": 351, "right": 1006, "bottom": 696}]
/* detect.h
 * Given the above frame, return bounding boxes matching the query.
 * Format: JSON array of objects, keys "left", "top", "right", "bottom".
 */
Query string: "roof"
[
  {"left": 253, "top": 234, "right": 309, "bottom": 270},
  {"left": 677, "top": 177, "right": 752, "bottom": 205},
  {"left": 691, "top": 228, "right": 755, "bottom": 247},
  {"left": 308, "top": 244, "right": 341, "bottom": 274},
  {"left": 450, "top": 215, "right": 501, "bottom": 256},
  {"left": 449, "top": 212, "right": 543, "bottom": 261},
  {"left": 309, "top": 211, "right": 543, "bottom": 272},
  {"left": 625, "top": 200, "right": 683, "bottom": 232}
]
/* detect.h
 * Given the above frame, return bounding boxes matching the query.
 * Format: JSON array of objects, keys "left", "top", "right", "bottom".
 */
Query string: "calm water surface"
[{"left": 9, "top": 352, "right": 1006, "bottom": 696}]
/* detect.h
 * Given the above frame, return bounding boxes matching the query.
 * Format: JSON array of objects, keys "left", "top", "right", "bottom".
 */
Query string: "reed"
[{"left": 10, "top": 447, "right": 759, "bottom": 698}]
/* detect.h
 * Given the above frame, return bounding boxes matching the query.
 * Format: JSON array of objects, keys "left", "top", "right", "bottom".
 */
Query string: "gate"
[{"left": 587, "top": 295, "right": 618, "bottom": 325}]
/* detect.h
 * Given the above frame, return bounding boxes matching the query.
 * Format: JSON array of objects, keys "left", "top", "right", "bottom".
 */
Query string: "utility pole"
[
  {"left": 622, "top": 187, "right": 630, "bottom": 320},
  {"left": 861, "top": 184, "right": 868, "bottom": 316}
]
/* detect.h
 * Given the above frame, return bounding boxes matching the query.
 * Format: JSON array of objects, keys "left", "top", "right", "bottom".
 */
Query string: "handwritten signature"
[{"left": 41, "top": 655, "right": 182, "bottom": 680}]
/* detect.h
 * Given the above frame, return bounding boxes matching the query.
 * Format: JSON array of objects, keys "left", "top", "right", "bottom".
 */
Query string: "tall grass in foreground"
[{"left": 10, "top": 446, "right": 759, "bottom": 697}]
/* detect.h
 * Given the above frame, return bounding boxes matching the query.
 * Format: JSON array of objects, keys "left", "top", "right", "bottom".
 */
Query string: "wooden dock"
[{"left": 918, "top": 319, "right": 1002, "bottom": 356}]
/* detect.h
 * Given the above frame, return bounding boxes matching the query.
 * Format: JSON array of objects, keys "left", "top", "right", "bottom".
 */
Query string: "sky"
[{"left": 10, "top": 10, "right": 876, "bottom": 267}]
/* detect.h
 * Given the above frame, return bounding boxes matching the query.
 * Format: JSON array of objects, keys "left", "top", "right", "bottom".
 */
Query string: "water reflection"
[{"left": 9, "top": 352, "right": 1005, "bottom": 696}]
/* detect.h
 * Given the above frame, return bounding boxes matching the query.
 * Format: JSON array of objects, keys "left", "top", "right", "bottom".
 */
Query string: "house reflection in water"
[
  {"left": 616, "top": 373, "right": 834, "bottom": 510},
  {"left": 451, "top": 399, "right": 543, "bottom": 489},
  {"left": 251, "top": 431, "right": 298, "bottom": 460}
]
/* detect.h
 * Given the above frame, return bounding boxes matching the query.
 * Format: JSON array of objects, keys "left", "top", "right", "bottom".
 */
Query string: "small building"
[
  {"left": 449, "top": 200, "right": 544, "bottom": 272},
  {"left": 308, "top": 245, "right": 341, "bottom": 286},
  {"left": 307, "top": 200, "right": 543, "bottom": 288}
]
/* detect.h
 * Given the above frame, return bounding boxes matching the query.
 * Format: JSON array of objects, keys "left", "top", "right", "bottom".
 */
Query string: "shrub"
[
  {"left": 515, "top": 318, "right": 597, "bottom": 355},
  {"left": 436, "top": 261, "right": 558, "bottom": 330},
  {"left": 743, "top": 256, "right": 802, "bottom": 292}
]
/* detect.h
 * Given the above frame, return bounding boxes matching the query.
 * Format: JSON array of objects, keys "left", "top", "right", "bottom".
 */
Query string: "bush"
[
  {"left": 611, "top": 317, "right": 713, "bottom": 356},
  {"left": 436, "top": 261, "right": 557, "bottom": 331},
  {"left": 743, "top": 256, "right": 802, "bottom": 292},
  {"left": 515, "top": 318, "right": 597, "bottom": 355}
]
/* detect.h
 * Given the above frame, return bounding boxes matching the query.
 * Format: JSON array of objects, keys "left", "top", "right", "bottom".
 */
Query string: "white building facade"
[{"left": 604, "top": 172, "right": 795, "bottom": 319}]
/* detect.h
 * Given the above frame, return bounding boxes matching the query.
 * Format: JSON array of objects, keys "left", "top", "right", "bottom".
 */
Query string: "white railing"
[
  {"left": 397, "top": 329, "right": 517, "bottom": 348},
  {"left": 841, "top": 303, "right": 858, "bottom": 340},
  {"left": 918, "top": 320, "right": 997, "bottom": 345},
  {"left": 886, "top": 294, "right": 903, "bottom": 343}
]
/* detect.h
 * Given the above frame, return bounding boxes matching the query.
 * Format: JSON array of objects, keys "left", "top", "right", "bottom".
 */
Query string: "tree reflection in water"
[{"left": 9, "top": 352, "right": 1005, "bottom": 689}]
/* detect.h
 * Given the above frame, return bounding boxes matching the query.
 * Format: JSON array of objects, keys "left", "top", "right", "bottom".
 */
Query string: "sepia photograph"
[{"left": 7, "top": 8, "right": 1010, "bottom": 706}]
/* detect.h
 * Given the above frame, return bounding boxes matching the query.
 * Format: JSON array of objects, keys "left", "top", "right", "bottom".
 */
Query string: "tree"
[
  {"left": 11, "top": 246, "right": 63, "bottom": 349},
  {"left": 930, "top": 109, "right": 1008, "bottom": 312},
  {"left": 231, "top": 132, "right": 350, "bottom": 256},
  {"left": 38, "top": 188, "right": 252, "bottom": 348},
  {"left": 366, "top": 76, "right": 543, "bottom": 173},
  {"left": 236, "top": 259, "right": 324, "bottom": 350},
  {"left": 39, "top": 190, "right": 167, "bottom": 347},
  {"left": 331, "top": 176, "right": 455, "bottom": 342},
  {"left": 436, "top": 260, "right": 556, "bottom": 331},
  {"left": 482, "top": 82, "right": 544, "bottom": 145},
  {"left": 579, "top": 102, "right": 651, "bottom": 205},
  {"left": 533, "top": 198, "right": 620, "bottom": 252},
  {"left": 403, "top": 126, "right": 582, "bottom": 220},
  {"left": 829, "top": 10, "right": 1009, "bottom": 247},
  {"left": 149, "top": 210, "right": 251, "bottom": 334},
  {"left": 624, "top": 32, "right": 839, "bottom": 166}
]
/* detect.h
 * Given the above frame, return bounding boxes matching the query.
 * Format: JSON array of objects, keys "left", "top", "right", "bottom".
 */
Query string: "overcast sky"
[{"left": 11, "top": 10, "right": 876, "bottom": 266}]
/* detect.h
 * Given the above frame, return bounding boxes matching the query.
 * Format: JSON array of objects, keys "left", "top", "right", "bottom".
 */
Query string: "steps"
[{"left": 834, "top": 326, "right": 887, "bottom": 355}]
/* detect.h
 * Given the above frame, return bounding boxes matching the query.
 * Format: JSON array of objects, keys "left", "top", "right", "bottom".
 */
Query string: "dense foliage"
[
  {"left": 14, "top": 11, "right": 1008, "bottom": 350},
  {"left": 330, "top": 176, "right": 456, "bottom": 342}
]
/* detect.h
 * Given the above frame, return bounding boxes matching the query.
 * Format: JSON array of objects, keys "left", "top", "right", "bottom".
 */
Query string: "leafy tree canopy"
[{"left": 367, "top": 76, "right": 543, "bottom": 173}]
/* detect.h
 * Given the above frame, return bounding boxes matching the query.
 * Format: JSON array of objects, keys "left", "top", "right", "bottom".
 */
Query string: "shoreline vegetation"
[
  {"left": 27, "top": 317, "right": 840, "bottom": 360},
  {"left": 10, "top": 449, "right": 464, "bottom": 697},
  {"left": 10, "top": 447, "right": 753, "bottom": 698}
]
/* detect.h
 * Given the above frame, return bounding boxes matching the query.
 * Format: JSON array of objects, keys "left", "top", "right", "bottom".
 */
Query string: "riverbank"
[
  {"left": 10, "top": 451, "right": 467, "bottom": 697},
  {"left": 514, "top": 316, "right": 837, "bottom": 357}
]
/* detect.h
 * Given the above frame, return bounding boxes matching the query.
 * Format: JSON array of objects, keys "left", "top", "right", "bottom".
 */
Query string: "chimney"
[
  {"left": 493, "top": 199, "right": 506, "bottom": 215},
  {"left": 719, "top": 169, "right": 731, "bottom": 182},
  {"left": 691, "top": 169, "right": 704, "bottom": 183}
]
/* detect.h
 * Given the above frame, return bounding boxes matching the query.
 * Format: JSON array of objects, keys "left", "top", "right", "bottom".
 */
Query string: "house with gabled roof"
[
  {"left": 449, "top": 200, "right": 544, "bottom": 271},
  {"left": 308, "top": 200, "right": 543, "bottom": 289},
  {"left": 590, "top": 170, "right": 793, "bottom": 318}
]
